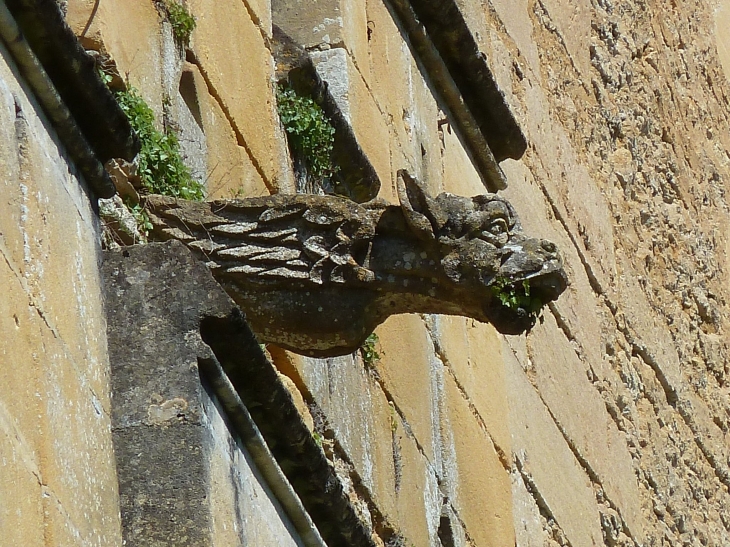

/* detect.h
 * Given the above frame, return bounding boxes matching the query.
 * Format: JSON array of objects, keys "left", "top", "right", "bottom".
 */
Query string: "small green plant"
[
  {"left": 127, "top": 200, "right": 153, "bottom": 240},
  {"left": 276, "top": 84, "right": 337, "bottom": 181},
  {"left": 164, "top": 1, "right": 196, "bottom": 47},
  {"left": 360, "top": 333, "right": 381, "bottom": 367},
  {"left": 115, "top": 86, "right": 204, "bottom": 200},
  {"left": 491, "top": 277, "right": 544, "bottom": 318}
]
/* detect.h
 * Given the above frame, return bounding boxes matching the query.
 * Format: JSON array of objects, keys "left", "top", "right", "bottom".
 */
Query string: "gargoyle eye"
[{"left": 488, "top": 218, "right": 509, "bottom": 236}]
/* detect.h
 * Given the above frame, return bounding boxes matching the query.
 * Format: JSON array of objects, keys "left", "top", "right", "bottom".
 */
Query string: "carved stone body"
[{"left": 146, "top": 171, "right": 567, "bottom": 356}]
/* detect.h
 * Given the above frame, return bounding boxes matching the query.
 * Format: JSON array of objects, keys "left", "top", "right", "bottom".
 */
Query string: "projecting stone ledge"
[{"left": 102, "top": 241, "right": 380, "bottom": 547}]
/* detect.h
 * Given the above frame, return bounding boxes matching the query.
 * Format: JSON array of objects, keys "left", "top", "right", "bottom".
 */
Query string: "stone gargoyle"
[{"left": 145, "top": 170, "right": 567, "bottom": 357}]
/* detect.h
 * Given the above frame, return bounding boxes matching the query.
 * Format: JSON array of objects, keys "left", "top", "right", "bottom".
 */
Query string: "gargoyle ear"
[{"left": 397, "top": 170, "right": 448, "bottom": 241}]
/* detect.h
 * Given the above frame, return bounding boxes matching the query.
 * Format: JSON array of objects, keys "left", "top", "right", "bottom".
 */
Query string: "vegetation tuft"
[
  {"left": 163, "top": 1, "right": 196, "bottom": 47},
  {"left": 115, "top": 86, "right": 204, "bottom": 200},
  {"left": 360, "top": 333, "right": 382, "bottom": 368},
  {"left": 491, "top": 277, "right": 544, "bottom": 319},
  {"left": 276, "top": 84, "right": 337, "bottom": 182}
]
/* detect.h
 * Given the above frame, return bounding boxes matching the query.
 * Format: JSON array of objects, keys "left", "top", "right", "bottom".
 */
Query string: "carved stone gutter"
[
  {"left": 196, "top": 354, "right": 329, "bottom": 547},
  {"left": 273, "top": 26, "right": 381, "bottom": 202},
  {"left": 0, "top": 0, "right": 138, "bottom": 198},
  {"left": 397, "top": 0, "right": 528, "bottom": 163},
  {"left": 383, "top": 0, "right": 508, "bottom": 191},
  {"left": 104, "top": 241, "right": 378, "bottom": 547}
]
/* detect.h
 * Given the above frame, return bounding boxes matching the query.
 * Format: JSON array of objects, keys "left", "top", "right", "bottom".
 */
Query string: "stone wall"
[
  {"left": 0, "top": 36, "right": 121, "bottom": 547},
  {"left": 2, "top": 0, "right": 729, "bottom": 545}
]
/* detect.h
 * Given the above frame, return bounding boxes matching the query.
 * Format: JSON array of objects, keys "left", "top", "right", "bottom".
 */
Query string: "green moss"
[
  {"left": 276, "top": 84, "right": 337, "bottom": 181},
  {"left": 115, "top": 86, "right": 204, "bottom": 200}
]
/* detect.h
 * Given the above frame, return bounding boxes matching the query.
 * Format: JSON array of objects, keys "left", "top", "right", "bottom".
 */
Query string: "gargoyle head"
[{"left": 396, "top": 170, "right": 567, "bottom": 334}]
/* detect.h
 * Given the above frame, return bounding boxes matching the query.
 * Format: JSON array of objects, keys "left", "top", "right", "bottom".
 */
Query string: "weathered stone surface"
[
  {"left": 0, "top": 400, "right": 45, "bottom": 547},
  {"left": 428, "top": 315, "right": 511, "bottom": 456},
  {"left": 442, "top": 372, "right": 515, "bottom": 547},
  {"left": 311, "top": 47, "right": 393, "bottom": 191},
  {"left": 716, "top": 1, "right": 730, "bottom": 81},
  {"left": 179, "top": 62, "right": 270, "bottom": 199},
  {"left": 0, "top": 33, "right": 121, "bottom": 545},
  {"left": 103, "top": 241, "right": 309, "bottom": 546},
  {"left": 147, "top": 170, "right": 567, "bottom": 355},
  {"left": 374, "top": 314, "right": 440, "bottom": 463},
  {"left": 285, "top": 351, "right": 399, "bottom": 522},
  {"left": 392, "top": 426, "right": 441, "bottom": 547},
  {"left": 67, "top": 0, "right": 167, "bottom": 119},
  {"left": 510, "top": 468, "right": 547, "bottom": 547},
  {"left": 504, "top": 343, "right": 604, "bottom": 547},
  {"left": 527, "top": 312, "right": 643, "bottom": 541},
  {"left": 188, "top": 0, "right": 283, "bottom": 190}
]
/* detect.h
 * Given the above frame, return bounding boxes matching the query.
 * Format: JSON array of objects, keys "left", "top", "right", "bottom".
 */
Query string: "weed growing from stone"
[
  {"left": 127, "top": 200, "right": 154, "bottom": 239},
  {"left": 491, "top": 277, "right": 544, "bottom": 319},
  {"left": 115, "top": 86, "right": 204, "bottom": 200},
  {"left": 162, "top": 1, "right": 196, "bottom": 47},
  {"left": 360, "top": 333, "right": 381, "bottom": 368},
  {"left": 276, "top": 84, "right": 337, "bottom": 182}
]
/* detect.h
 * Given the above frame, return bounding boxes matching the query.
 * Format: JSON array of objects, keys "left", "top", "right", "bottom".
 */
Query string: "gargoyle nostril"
[{"left": 541, "top": 240, "right": 557, "bottom": 254}]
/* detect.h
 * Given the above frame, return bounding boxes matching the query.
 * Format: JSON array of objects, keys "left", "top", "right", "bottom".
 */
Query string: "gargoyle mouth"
[{"left": 486, "top": 268, "right": 568, "bottom": 335}]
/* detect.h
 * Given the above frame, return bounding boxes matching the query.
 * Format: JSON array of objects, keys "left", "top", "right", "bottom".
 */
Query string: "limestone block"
[
  {"left": 521, "top": 82, "right": 617, "bottom": 291},
  {"left": 613, "top": 253, "right": 684, "bottom": 392},
  {"left": 393, "top": 426, "right": 441, "bottom": 547},
  {"left": 42, "top": 487, "right": 92, "bottom": 547},
  {"left": 429, "top": 316, "right": 511, "bottom": 457},
  {"left": 36, "top": 327, "right": 122, "bottom": 547},
  {"left": 179, "top": 63, "right": 270, "bottom": 199},
  {"left": 0, "top": 85, "right": 23, "bottom": 270},
  {"left": 537, "top": 0, "right": 592, "bottom": 77},
  {"left": 273, "top": 0, "right": 368, "bottom": 74},
  {"left": 272, "top": 0, "right": 342, "bottom": 49},
  {"left": 0, "top": 403, "right": 44, "bottom": 547},
  {"left": 206, "top": 386, "right": 305, "bottom": 547},
  {"left": 1, "top": 59, "right": 109, "bottom": 388},
  {"left": 365, "top": 0, "right": 412, "bottom": 169},
  {"left": 440, "top": 121, "right": 485, "bottom": 196},
  {"left": 341, "top": 0, "right": 370, "bottom": 80},
  {"left": 404, "top": 57, "right": 443, "bottom": 191},
  {"left": 492, "top": 0, "right": 592, "bottom": 78},
  {"left": 189, "top": 0, "right": 283, "bottom": 189},
  {"left": 8, "top": 130, "right": 112, "bottom": 411},
  {"left": 486, "top": 0, "right": 540, "bottom": 77},
  {"left": 365, "top": 0, "right": 443, "bottom": 191},
  {"left": 291, "top": 352, "right": 398, "bottom": 520},
  {"left": 527, "top": 312, "right": 644, "bottom": 541},
  {"left": 0, "top": 264, "right": 43, "bottom": 449},
  {"left": 0, "top": 41, "right": 121, "bottom": 547},
  {"left": 171, "top": 86, "right": 208, "bottom": 186},
  {"left": 246, "top": 0, "right": 273, "bottom": 38},
  {"left": 510, "top": 468, "right": 548, "bottom": 547},
  {"left": 311, "top": 48, "right": 392, "bottom": 191},
  {"left": 505, "top": 342, "right": 603, "bottom": 547},
  {"left": 501, "top": 159, "right": 606, "bottom": 371},
  {"left": 374, "top": 314, "right": 439, "bottom": 463},
  {"left": 442, "top": 373, "right": 514, "bottom": 547},
  {"left": 66, "top": 0, "right": 166, "bottom": 120},
  {"left": 105, "top": 242, "right": 310, "bottom": 546}
]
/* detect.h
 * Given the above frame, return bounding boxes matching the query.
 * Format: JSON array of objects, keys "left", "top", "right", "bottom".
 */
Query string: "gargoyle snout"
[
  {"left": 499, "top": 236, "right": 563, "bottom": 279},
  {"left": 540, "top": 239, "right": 557, "bottom": 255}
]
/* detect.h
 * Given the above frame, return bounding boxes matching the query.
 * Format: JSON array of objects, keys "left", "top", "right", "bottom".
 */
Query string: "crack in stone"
[{"left": 184, "top": 51, "right": 274, "bottom": 193}]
